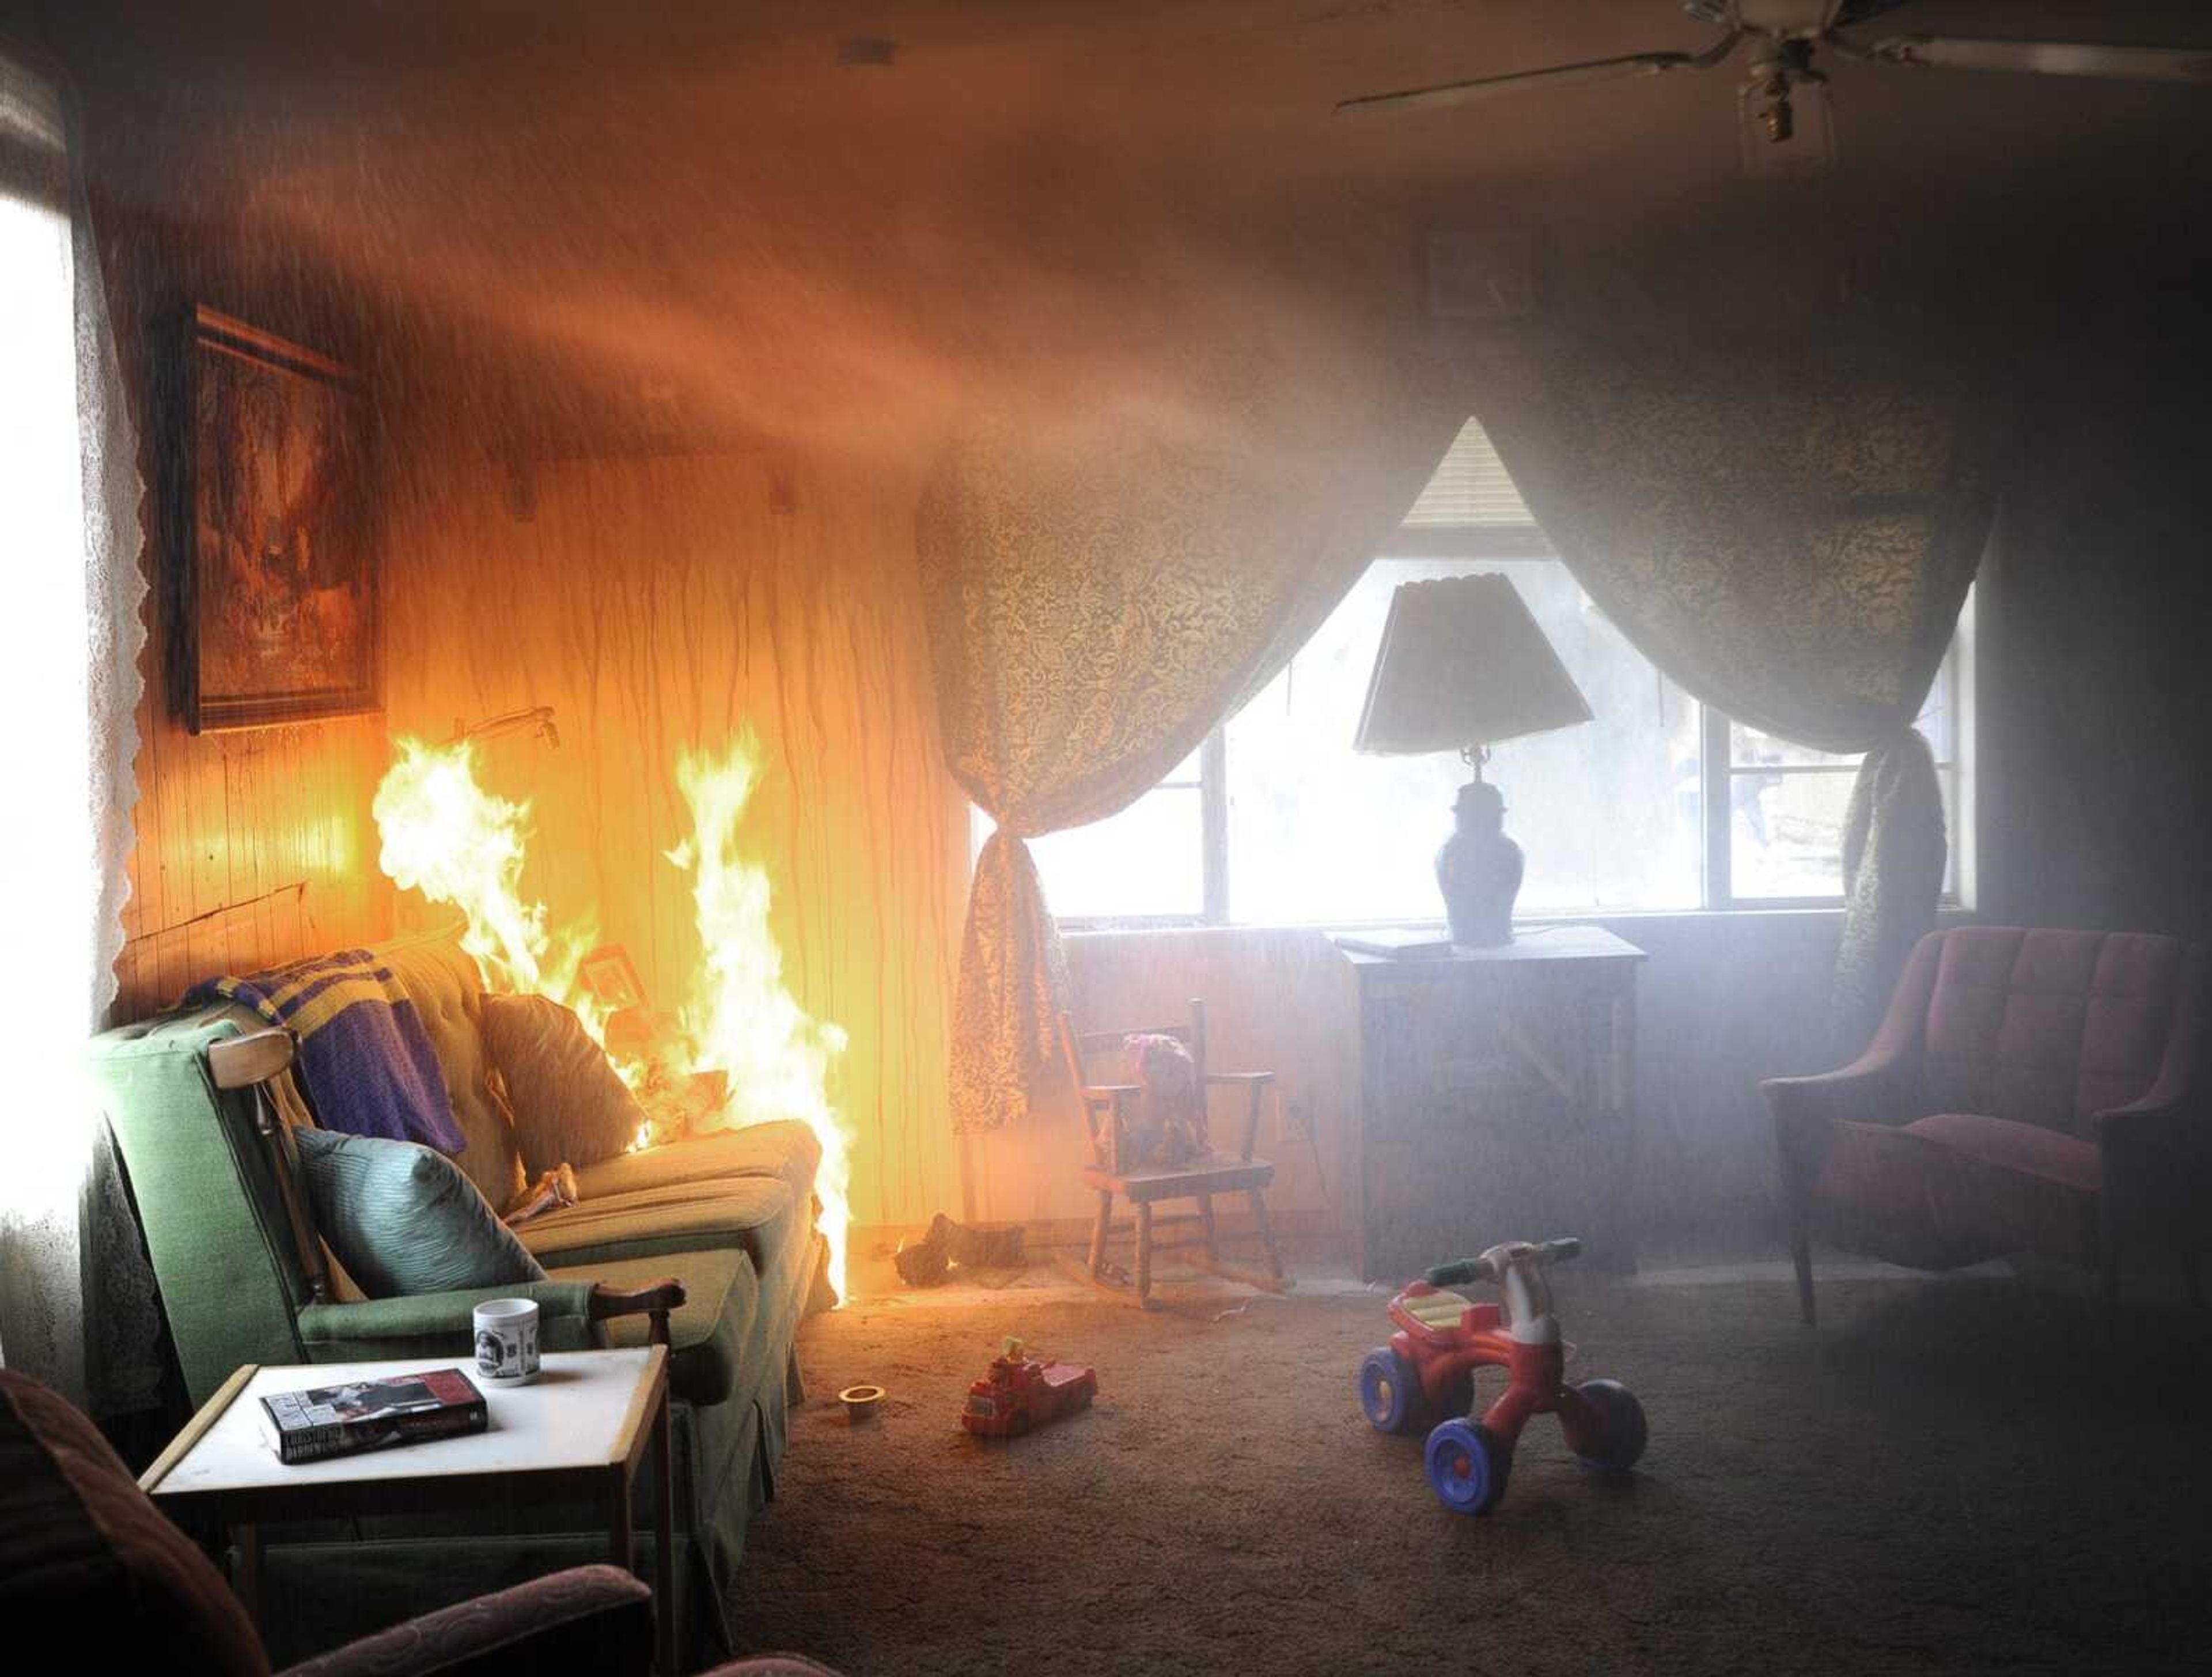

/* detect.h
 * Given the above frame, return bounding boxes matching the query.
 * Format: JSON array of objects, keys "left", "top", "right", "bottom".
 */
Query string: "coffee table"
[{"left": 139, "top": 1346, "right": 674, "bottom": 1674}]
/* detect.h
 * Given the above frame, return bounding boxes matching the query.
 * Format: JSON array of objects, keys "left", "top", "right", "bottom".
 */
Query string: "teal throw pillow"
[{"left": 293, "top": 1127, "right": 547, "bottom": 1299}]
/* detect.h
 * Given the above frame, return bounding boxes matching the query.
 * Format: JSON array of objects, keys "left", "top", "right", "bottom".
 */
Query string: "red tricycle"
[{"left": 1357, "top": 1236, "right": 1646, "bottom": 1515}]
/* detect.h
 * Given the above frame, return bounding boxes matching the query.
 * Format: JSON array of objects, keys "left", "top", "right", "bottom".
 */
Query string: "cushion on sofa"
[
  {"left": 517, "top": 1176, "right": 798, "bottom": 1276},
  {"left": 377, "top": 931, "right": 528, "bottom": 1209},
  {"left": 1815, "top": 1113, "right": 2101, "bottom": 1271},
  {"left": 480, "top": 993, "right": 649, "bottom": 1175},
  {"left": 296, "top": 1128, "right": 548, "bottom": 1299},
  {"left": 574, "top": 1120, "right": 822, "bottom": 1207},
  {"left": 550, "top": 1250, "right": 760, "bottom": 1409},
  {"left": 0, "top": 1371, "right": 268, "bottom": 1677},
  {"left": 1903, "top": 1111, "right": 2102, "bottom": 1193}
]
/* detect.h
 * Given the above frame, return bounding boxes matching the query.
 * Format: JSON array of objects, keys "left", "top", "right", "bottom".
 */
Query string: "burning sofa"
[{"left": 88, "top": 923, "right": 829, "bottom": 1664}]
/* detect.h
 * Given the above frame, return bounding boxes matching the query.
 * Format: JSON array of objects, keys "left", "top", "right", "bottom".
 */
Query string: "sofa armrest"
[
  {"left": 589, "top": 1278, "right": 687, "bottom": 1347},
  {"left": 2094, "top": 947, "right": 2206, "bottom": 1148},
  {"left": 1762, "top": 1050, "right": 1922, "bottom": 1209},
  {"left": 278, "top": 1564, "right": 650, "bottom": 1677},
  {"left": 1762, "top": 1055, "right": 1914, "bottom": 1133},
  {"left": 2093, "top": 1092, "right": 2202, "bottom": 1154},
  {"left": 1761, "top": 931, "right": 1942, "bottom": 1198},
  {"left": 296, "top": 1278, "right": 686, "bottom": 1360},
  {"left": 2093, "top": 945, "right": 2209, "bottom": 1233},
  {"left": 2096, "top": 1092, "right": 2209, "bottom": 1250},
  {"left": 297, "top": 1279, "right": 603, "bottom": 1356}
]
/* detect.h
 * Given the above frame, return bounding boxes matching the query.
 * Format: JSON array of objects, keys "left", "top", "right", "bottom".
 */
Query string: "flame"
[
  {"left": 667, "top": 735, "right": 851, "bottom": 1295},
  {"left": 372, "top": 739, "right": 603, "bottom": 1036},
  {"left": 372, "top": 732, "right": 852, "bottom": 1299}
]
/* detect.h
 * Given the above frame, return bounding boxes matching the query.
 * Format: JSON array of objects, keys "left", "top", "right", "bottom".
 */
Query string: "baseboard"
[{"left": 853, "top": 1206, "right": 1337, "bottom": 1255}]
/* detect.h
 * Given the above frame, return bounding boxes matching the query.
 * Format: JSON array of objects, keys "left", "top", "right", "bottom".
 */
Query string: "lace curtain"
[
  {"left": 0, "top": 50, "right": 151, "bottom": 1406},
  {"left": 1474, "top": 335, "right": 1995, "bottom": 1050},
  {"left": 919, "top": 359, "right": 1462, "bottom": 1133}
]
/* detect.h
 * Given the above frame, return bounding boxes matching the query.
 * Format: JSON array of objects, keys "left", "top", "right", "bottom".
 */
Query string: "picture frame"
[
  {"left": 579, "top": 944, "right": 649, "bottom": 1015},
  {"left": 180, "top": 304, "right": 381, "bottom": 732}
]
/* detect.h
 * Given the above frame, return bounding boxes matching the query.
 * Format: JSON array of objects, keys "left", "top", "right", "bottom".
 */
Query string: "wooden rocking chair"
[{"left": 1056, "top": 1000, "right": 1290, "bottom": 1309}]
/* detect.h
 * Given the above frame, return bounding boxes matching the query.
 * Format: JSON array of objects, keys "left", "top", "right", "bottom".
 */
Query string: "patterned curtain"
[
  {"left": 1474, "top": 335, "right": 1996, "bottom": 1050},
  {"left": 0, "top": 50, "right": 152, "bottom": 1406},
  {"left": 920, "top": 369, "right": 1461, "bottom": 1133}
]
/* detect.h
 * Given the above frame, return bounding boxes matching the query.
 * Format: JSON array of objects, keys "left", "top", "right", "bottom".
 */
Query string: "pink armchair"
[{"left": 1766, "top": 926, "right": 2207, "bottom": 1325}]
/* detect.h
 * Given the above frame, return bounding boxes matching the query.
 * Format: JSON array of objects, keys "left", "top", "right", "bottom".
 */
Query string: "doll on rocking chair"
[{"left": 1113, "top": 1032, "right": 1211, "bottom": 1169}]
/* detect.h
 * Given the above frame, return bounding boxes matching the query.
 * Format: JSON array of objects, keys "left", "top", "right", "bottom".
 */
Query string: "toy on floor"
[
  {"left": 960, "top": 1337, "right": 1098, "bottom": 1438},
  {"left": 896, "top": 1213, "right": 1029, "bottom": 1287},
  {"left": 1357, "top": 1236, "right": 1646, "bottom": 1515}
]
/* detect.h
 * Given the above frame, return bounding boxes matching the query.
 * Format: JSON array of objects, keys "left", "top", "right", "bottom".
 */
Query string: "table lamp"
[{"left": 1353, "top": 573, "right": 1592, "bottom": 946}]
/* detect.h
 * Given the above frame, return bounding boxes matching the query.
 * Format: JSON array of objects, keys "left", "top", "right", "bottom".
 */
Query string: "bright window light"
[{"left": 0, "top": 74, "right": 99, "bottom": 1225}]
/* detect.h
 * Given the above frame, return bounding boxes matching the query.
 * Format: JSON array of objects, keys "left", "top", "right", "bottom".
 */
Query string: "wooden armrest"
[
  {"left": 1204, "top": 1072, "right": 1274, "bottom": 1085},
  {"left": 588, "top": 1279, "right": 686, "bottom": 1348},
  {"left": 207, "top": 1028, "right": 331, "bottom": 1303},
  {"left": 207, "top": 1027, "right": 297, "bottom": 1090}
]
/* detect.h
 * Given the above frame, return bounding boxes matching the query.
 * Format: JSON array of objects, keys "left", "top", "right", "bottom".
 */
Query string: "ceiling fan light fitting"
[{"left": 1738, "top": 63, "right": 1836, "bottom": 175}]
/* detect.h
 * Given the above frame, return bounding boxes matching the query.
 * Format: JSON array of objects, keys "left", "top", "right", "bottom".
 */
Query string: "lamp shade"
[{"left": 1353, "top": 573, "right": 1592, "bottom": 755}]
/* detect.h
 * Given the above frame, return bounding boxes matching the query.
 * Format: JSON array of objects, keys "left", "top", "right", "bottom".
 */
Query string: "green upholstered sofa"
[{"left": 88, "top": 925, "right": 829, "bottom": 1664}]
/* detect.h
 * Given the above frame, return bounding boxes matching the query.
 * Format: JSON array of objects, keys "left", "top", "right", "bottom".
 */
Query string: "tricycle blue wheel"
[
  {"left": 1425, "top": 1418, "right": 1511, "bottom": 1515},
  {"left": 1358, "top": 1346, "right": 1425, "bottom": 1434},
  {"left": 1571, "top": 1379, "right": 1648, "bottom": 1473}
]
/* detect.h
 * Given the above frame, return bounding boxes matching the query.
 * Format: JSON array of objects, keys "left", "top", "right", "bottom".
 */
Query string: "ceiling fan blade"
[
  {"left": 1861, "top": 33, "right": 2212, "bottom": 84},
  {"left": 1337, "top": 39, "right": 1737, "bottom": 116}
]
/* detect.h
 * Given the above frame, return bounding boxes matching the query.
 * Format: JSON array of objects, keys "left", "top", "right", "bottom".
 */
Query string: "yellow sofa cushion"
[
  {"left": 574, "top": 1122, "right": 821, "bottom": 1207},
  {"left": 518, "top": 1176, "right": 796, "bottom": 1277},
  {"left": 372, "top": 929, "right": 527, "bottom": 1209}
]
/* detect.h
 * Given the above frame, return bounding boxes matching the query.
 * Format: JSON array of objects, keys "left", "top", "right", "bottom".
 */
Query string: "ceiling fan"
[{"left": 1336, "top": 1, "right": 2212, "bottom": 176}]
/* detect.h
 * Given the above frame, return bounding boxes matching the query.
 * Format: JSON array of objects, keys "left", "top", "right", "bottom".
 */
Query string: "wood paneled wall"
[
  {"left": 100, "top": 211, "right": 397, "bottom": 1025},
  {"left": 380, "top": 440, "right": 966, "bottom": 1229},
  {"left": 111, "top": 683, "right": 390, "bottom": 1023}
]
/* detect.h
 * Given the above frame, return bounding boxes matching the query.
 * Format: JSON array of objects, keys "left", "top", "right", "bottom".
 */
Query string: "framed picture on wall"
[{"left": 181, "top": 304, "right": 380, "bottom": 732}]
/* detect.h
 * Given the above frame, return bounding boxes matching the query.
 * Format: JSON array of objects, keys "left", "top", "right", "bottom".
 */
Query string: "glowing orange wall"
[{"left": 378, "top": 441, "right": 966, "bottom": 1229}]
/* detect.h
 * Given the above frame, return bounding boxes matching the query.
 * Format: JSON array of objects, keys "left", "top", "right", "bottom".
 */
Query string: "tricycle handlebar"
[
  {"left": 1423, "top": 1236, "right": 1581, "bottom": 1289},
  {"left": 1425, "top": 1256, "right": 1492, "bottom": 1287}
]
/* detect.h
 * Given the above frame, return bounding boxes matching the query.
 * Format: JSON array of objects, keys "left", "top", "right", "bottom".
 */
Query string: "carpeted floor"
[{"left": 728, "top": 1264, "right": 2212, "bottom": 1676}]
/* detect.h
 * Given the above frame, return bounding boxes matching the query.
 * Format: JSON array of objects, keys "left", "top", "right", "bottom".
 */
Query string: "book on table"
[
  {"left": 257, "top": 1368, "right": 488, "bottom": 1465},
  {"left": 1331, "top": 928, "right": 1457, "bottom": 960}
]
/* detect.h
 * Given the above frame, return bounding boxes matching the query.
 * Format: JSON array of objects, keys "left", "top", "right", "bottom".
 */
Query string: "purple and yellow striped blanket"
[{"left": 189, "top": 950, "right": 466, "bottom": 1154}]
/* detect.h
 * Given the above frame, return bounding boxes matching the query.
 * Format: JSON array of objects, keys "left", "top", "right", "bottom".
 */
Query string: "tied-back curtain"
[
  {"left": 1474, "top": 335, "right": 1994, "bottom": 1049},
  {"left": 0, "top": 48, "right": 151, "bottom": 1404},
  {"left": 921, "top": 375, "right": 1462, "bottom": 1133}
]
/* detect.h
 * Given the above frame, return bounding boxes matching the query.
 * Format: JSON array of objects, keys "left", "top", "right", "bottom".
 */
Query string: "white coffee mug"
[{"left": 472, "top": 1297, "right": 541, "bottom": 1385}]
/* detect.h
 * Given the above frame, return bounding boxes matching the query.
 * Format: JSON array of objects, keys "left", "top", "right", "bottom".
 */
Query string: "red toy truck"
[{"left": 960, "top": 1338, "right": 1098, "bottom": 1437}]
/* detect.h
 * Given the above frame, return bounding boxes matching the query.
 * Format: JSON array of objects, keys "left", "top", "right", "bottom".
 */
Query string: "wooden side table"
[
  {"left": 140, "top": 1347, "right": 675, "bottom": 1675},
  {"left": 1339, "top": 926, "right": 1646, "bottom": 1282}
]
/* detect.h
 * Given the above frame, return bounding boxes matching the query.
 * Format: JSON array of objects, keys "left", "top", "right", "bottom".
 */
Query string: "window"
[
  {"left": 1711, "top": 595, "right": 1971, "bottom": 907},
  {"left": 995, "top": 421, "right": 1974, "bottom": 927}
]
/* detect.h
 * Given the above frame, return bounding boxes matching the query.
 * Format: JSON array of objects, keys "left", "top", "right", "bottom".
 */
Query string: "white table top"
[
  {"left": 143, "top": 1348, "right": 665, "bottom": 1499},
  {"left": 1335, "top": 923, "right": 1646, "bottom": 967}
]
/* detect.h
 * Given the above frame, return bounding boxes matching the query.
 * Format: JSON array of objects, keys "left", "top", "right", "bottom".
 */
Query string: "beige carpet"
[{"left": 727, "top": 1264, "right": 2212, "bottom": 1676}]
